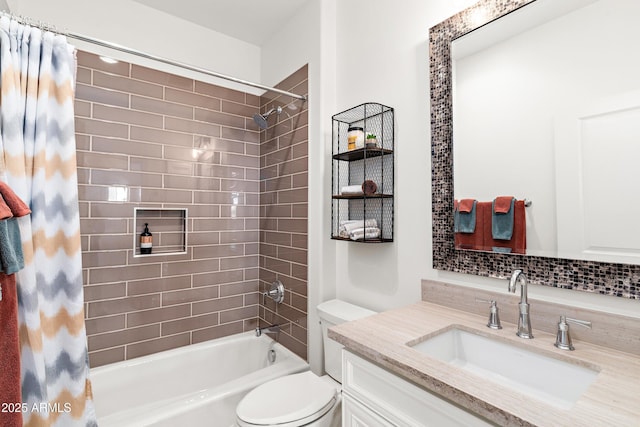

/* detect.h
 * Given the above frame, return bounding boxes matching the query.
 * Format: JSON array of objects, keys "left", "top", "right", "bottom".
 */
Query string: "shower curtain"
[{"left": 0, "top": 16, "right": 97, "bottom": 427}]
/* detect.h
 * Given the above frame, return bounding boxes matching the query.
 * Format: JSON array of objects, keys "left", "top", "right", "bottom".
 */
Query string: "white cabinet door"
[
  {"left": 555, "top": 90, "right": 640, "bottom": 264},
  {"left": 342, "top": 350, "right": 494, "bottom": 427},
  {"left": 343, "top": 394, "right": 395, "bottom": 427}
]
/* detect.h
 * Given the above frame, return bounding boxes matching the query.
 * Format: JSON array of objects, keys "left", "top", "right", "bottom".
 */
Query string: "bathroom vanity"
[
  {"left": 329, "top": 285, "right": 640, "bottom": 426},
  {"left": 341, "top": 350, "right": 491, "bottom": 426}
]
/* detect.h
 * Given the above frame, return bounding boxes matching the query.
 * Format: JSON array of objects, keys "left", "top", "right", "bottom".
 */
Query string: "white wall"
[
  {"left": 330, "top": 0, "right": 639, "bottom": 319},
  {"left": 260, "top": 0, "right": 338, "bottom": 375},
  {"left": 331, "top": 0, "right": 480, "bottom": 312},
  {"left": 9, "top": 0, "right": 262, "bottom": 93},
  {"left": 260, "top": 0, "right": 480, "bottom": 373}
]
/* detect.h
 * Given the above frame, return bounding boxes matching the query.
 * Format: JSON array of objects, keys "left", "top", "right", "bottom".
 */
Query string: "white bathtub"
[{"left": 90, "top": 332, "right": 308, "bottom": 427}]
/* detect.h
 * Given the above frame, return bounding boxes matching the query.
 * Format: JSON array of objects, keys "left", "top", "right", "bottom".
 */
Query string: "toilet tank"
[{"left": 317, "top": 299, "right": 376, "bottom": 383}]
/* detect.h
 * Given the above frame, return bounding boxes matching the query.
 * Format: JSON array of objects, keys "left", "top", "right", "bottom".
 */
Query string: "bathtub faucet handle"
[{"left": 263, "top": 280, "right": 285, "bottom": 305}]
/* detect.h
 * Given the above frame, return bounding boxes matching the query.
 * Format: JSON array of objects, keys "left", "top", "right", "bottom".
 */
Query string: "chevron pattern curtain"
[{"left": 0, "top": 16, "right": 96, "bottom": 427}]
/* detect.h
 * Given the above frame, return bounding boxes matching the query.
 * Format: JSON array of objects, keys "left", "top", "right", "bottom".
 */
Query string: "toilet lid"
[{"left": 236, "top": 371, "right": 337, "bottom": 426}]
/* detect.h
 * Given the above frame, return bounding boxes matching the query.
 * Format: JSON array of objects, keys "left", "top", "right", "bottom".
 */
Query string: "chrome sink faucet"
[{"left": 508, "top": 270, "right": 533, "bottom": 339}]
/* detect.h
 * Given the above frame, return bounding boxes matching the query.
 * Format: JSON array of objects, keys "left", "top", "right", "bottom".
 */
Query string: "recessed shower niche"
[{"left": 133, "top": 208, "right": 188, "bottom": 257}]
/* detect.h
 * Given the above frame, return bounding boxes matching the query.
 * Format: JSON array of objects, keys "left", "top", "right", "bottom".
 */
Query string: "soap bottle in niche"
[{"left": 140, "top": 223, "right": 153, "bottom": 254}]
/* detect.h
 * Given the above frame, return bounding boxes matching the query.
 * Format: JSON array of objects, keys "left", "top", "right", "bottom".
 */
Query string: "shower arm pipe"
[{"left": 66, "top": 32, "right": 307, "bottom": 101}]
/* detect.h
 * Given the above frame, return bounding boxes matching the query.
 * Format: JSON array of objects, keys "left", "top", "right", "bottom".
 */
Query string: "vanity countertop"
[{"left": 329, "top": 301, "right": 640, "bottom": 427}]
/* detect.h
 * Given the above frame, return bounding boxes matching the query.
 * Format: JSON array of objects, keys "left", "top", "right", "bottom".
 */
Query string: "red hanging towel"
[
  {"left": 493, "top": 195, "right": 514, "bottom": 214},
  {"left": 0, "top": 182, "right": 30, "bottom": 217},
  {"left": 458, "top": 198, "right": 475, "bottom": 213},
  {"left": 0, "top": 273, "right": 22, "bottom": 427},
  {"left": 0, "top": 182, "right": 30, "bottom": 427}
]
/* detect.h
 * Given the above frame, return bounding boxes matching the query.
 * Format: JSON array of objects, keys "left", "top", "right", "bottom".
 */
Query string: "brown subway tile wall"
[
  {"left": 258, "top": 65, "right": 309, "bottom": 360},
  {"left": 76, "top": 50, "right": 274, "bottom": 367}
]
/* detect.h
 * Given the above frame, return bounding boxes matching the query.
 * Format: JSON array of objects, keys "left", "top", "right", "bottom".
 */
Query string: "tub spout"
[{"left": 255, "top": 324, "right": 280, "bottom": 337}]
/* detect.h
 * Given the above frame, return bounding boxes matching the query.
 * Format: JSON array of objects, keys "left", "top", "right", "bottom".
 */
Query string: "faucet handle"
[
  {"left": 565, "top": 317, "right": 592, "bottom": 328},
  {"left": 263, "top": 280, "right": 285, "bottom": 305},
  {"left": 554, "top": 315, "right": 591, "bottom": 351},
  {"left": 475, "top": 298, "right": 502, "bottom": 330}
]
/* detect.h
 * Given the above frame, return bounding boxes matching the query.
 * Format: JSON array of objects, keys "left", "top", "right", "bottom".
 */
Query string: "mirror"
[
  {"left": 430, "top": 0, "right": 639, "bottom": 299},
  {"left": 452, "top": 0, "right": 640, "bottom": 264}
]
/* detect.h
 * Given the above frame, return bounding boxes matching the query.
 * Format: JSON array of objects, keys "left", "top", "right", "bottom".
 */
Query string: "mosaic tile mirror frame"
[{"left": 429, "top": 0, "right": 639, "bottom": 299}]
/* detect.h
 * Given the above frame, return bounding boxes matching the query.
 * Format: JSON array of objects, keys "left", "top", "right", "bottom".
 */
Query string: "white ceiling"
[{"left": 133, "top": 0, "right": 310, "bottom": 46}]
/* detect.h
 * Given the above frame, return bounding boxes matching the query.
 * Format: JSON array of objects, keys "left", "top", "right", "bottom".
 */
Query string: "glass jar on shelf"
[{"left": 347, "top": 126, "right": 364, "bottom": 150}]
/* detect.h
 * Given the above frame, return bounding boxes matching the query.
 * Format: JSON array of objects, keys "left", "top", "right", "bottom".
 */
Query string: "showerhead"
[
  {"left": 253, "top": 106, "right": 282, "bottom": 129},
  {"left": 252, "top": 113, "right": 269, "bottom": 130}
]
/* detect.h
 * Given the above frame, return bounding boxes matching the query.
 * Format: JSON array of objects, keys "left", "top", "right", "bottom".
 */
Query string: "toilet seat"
[{"left": 236, "top": 371, "right": 337, "bottom": 427}]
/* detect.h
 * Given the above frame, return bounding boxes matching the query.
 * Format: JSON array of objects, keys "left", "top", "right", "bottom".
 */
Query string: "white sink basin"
[{"left": 409, "top": 327, "right": 599, "bottom": 409}]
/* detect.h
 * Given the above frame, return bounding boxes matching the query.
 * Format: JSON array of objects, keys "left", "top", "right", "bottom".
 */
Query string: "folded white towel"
[
  {"left": 341, "top": 184, "right": 363, "bottom": 195},
  {"left": 339, "top": 219, "right": 377, "bottom": 238},
  {"left": 350, "top": 227, "right": 381, "bottom": 241},
  {"left": 339, "top": 219, "right": 377, "bottom": 229}
]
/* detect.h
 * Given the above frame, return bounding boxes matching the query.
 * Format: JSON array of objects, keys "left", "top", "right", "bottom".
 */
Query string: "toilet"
[{"left": 236, "top": 299, "right": 376, "bottom": 427}]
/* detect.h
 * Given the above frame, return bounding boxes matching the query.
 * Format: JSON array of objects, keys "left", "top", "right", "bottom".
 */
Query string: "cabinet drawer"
[
  {"left": 343, "top": 394, "right": 395, "bottom": 427},
  {"left": 342, "top": 350, "right": 493, "bottom": 427}
]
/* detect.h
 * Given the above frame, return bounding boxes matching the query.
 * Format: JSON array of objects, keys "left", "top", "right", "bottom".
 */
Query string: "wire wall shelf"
[{"left": 331, "top": 102, "right": 394, "bottom": 243}]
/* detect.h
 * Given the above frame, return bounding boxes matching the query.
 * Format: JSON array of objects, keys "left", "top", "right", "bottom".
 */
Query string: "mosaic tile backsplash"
[{"left": 429, "top": 0, "right": 638, "bottom": 299}]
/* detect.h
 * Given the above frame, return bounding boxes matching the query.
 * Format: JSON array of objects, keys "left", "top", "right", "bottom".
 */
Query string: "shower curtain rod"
[
  {"left": 67, "top": 32, "right": 307, "bottom": 101},
  {"left": 0, "top": 11, "right": 307, "bottom": 101}
]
